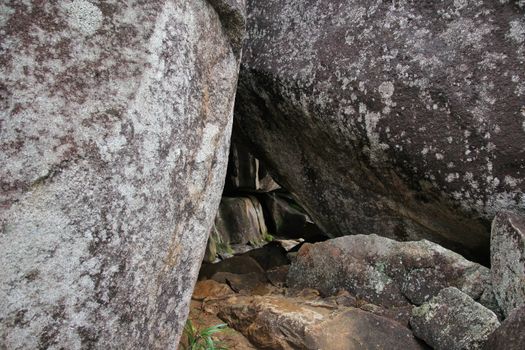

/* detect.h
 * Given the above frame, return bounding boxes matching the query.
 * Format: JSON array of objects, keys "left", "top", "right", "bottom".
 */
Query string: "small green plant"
[{"left": 182, "top": 320, "right": 229, "bottom": 350}]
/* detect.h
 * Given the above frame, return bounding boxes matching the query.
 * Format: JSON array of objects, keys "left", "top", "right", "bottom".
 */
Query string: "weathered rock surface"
[
  {"left": 204, "top": 196, "right": 268, "bottom": 262},
  {"left": 484, "top": 305, "right": 525, "bottom": 350},
  {"left": 410, "top": 287, "right": 500, "bottom": 350},
  {"left": 288, "top": 235, "right": 492, "bottom": 308},
  {"left": 240, "top": 241, "right": 289, "bottom": 270},
  {"left": 224, "top": 140, "right": 280, "bottom": 193},
  {"left": 491, "top": 211, "right": 525, "bottom": 317},
  {"left": 261, "top": 192, "right": 326, "bottom": 241},
  {"left": 218, "top": 295, "right": 425, "bottom": 350},
  {"left": 0, "top": 0, "right": 244, "bottom": 348},
  {"left": 199, "top": 255, "right": 265, "bottom": 280},
  {"left": 235, "top": 0, "right": 525, "bottom": 261}
]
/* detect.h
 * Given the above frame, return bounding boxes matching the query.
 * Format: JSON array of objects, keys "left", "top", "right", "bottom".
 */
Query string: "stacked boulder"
[
  {"left": 286, "top": 210, "right": 525, "bottom": 349},
  {"left": 204, "top": 141, "right": 325, "bottom": 262}
]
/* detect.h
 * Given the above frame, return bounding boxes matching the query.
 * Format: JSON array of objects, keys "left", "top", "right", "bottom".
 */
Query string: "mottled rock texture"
[
  {"left": 204, "top": 196, "right": 269, "bottom": 262},
  {"left": 491, "top": 211, "right": 525, "bottom": 317},
  {"left": 484, "top": 305, "right": 525, "bottom": 350},
  {"left": 288, "top": 235, "right": 492, "bottom": 308},
  {"left": 410, "top": 287, "right": 500, "bottom": 350},
  {"left": 0, "top": 0, "right": 245, "bottom": 348},
  {"left": 235, "top": 0, "right": 525, "bottom": 262},
  {"left": 218, "top": 295, "right": 425, "bottom": 350}
]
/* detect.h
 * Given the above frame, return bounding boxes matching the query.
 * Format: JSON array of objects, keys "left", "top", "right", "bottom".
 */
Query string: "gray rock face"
[
  {"left": 235, "top": 0, "right": 525, "bottom": 261},
  {"left": 288, "top": 235, "right": 492, "bottom": 308},
  {"left": 491, "top": 211, "right": 525, "bottom": 317},
  {"left": 262, "top": 192, "right": 326, "bottom": 241},
  {"left": 410, "top": 287, "right": 500, "bottom": 350},
  {"left": 484, "top": 305, "right": 525, "bottom": 350},
  {"left": 224, "top": 141, "right": 280, "bottom": 193},
  {"left": 204, "top": 196, "right": 269, "bottom": 262},
  {"left": 0, "top": 0, "right": 244, "bottom": 348}
]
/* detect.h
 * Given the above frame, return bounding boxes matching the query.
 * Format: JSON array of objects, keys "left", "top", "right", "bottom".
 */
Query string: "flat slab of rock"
[
  {"left": 218, "top": 295, "right": 425, "bottom": 350},
  {"left": 288, "top": 235, "right": 491, "bottom": 308},
  {"left": 491, "top": 211, "right": 525, "bottom": 317},
  {"left": 484, "top": 305, "right": 525, "bottom": 350},
  {"left": 410, "top": 287, "right": 500, "bottom": 350}
]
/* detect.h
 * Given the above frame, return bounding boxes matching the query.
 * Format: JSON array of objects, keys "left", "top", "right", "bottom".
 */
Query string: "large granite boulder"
[
  {"left": 288, "top": 235, "right": 492, "bottom": 308},
  {"left": 484, "top": 305, "right": 525, "bottom": 350},
  {"left": 410, "top": 287, "right": 500, "bottom": 350},
  {"left": 235, "top": 0, "right": 525, "bottom": 262},
  {"left": 218, "top": 295, "right": 425, "bottom": 350},
  {"left": 491, "top": 211, "right": 525, "bottom": 317},
  {"left": 0, "top": 0, "right": 244, "bottom": 348}
]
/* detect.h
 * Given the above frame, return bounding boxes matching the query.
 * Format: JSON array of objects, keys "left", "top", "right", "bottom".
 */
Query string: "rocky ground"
[{"left": 181, "top": 210, "right": 525, "bottom": 350}]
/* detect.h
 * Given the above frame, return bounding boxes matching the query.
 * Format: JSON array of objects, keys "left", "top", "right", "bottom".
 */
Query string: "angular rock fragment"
[
  {"left": 410, "top": 287, "right": 500, "bottom": 350},
  {"left": 484, "top": 305, "right": 525, "bottom": 350},
  {"left": 491, "top": 211, "right": 525, "bottom": 317}
]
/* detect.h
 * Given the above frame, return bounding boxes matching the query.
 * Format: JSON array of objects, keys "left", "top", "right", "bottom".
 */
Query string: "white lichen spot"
[
  {"left": 454, "top": 0, "right": 467, "bottom": 9},
  {"left": 435, "top": 153, "right": 444, "bottom": 160},
  {"left": 447, "top": 136, "right": 453, "bottom": 143},
  {"left": 504, "top": 176, "right": 519, "bottom": 187},
  {"left": 508, "top": 20, "right": 525, "bottom": 44},
  {"left": 521, "top": 107, "right": 525, "bottom": 132},
  {"left": 65, "top": 0, "right": 103, "bottom": 36},
  {"left": 378, "top": 81, "right": 395, "bottom": 100}
]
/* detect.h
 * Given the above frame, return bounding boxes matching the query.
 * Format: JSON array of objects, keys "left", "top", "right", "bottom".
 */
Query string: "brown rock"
[
  {"left": 484, "top": 305, "right": 525, "bottom": 350},
  {"left": 266, "top": 265, "right": 290, "bottom": 287},
  {"left": 192, "top": 280, "right": 234, "bottom": 301},
  {"left": 218, "top": 295, "right": 425, "bottom": 350},
  {"left": 199, "top": 256, "right": 265, "bottom": 280},
  {"left": 210, "top": 272, "right": 267, "bottom": 293}
]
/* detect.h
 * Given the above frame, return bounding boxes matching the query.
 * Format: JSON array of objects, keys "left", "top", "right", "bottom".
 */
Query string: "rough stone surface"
[
  {"left": 235, "top": 0, "right": 525, "bottom": 262},
  {"left": 410, "top": 287, "right": 500, "bottom": 350},
  {"left": 261, "top": 192, "right": 326, "bottom": 241},
  {"left": 218, "top": 295, "right": 425, "bottom": 350},
  {"left": 288, "top": 235, "right": 492, "bottom": 308},
  {"left": 491, "top": 211, "right": 525, "bottom": 317},
  {"left": 199, "top": 255, "right": 265, "bottom": 280},
  {"left": 0, "top": 0, "right": 244, "bottom": 348},
  {"left": 484, "top": 305, "right": 525, "bottom": 350},
  {"left": 204, "top": 196, "right": 268, "bottom": 262},
  {"left": 224, "top": 140, "right": 280, "bottom": 193}
]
